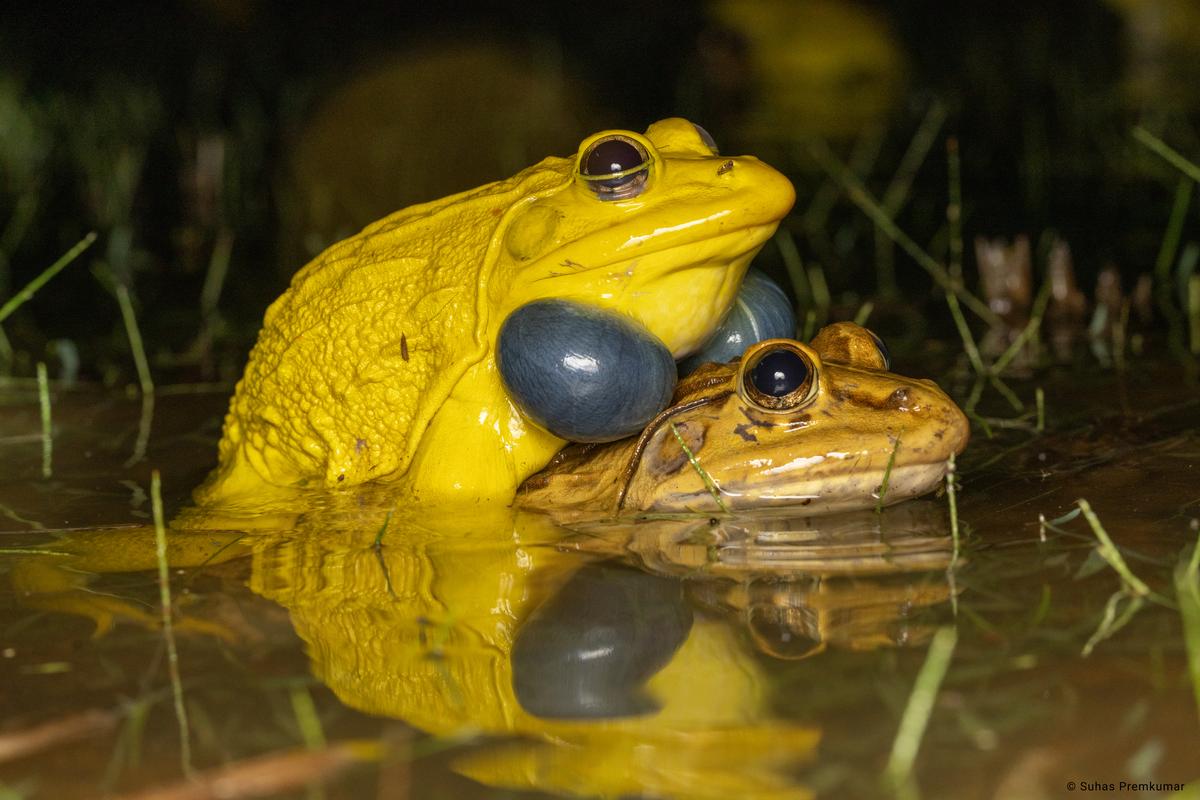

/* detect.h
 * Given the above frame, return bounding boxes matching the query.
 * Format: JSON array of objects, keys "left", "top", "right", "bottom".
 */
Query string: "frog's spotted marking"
[
  {"left": 614, "top": 391, "right": 732, "bottom": 510},
  {"left": 733, "top": 422, "right": 758, "bottom": 443},
  {"left": 400, "top": 334, "right": 409, "bottom": 361}
]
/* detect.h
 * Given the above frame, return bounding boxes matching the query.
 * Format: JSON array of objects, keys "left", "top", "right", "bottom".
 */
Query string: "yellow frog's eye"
[
  {"left": 578, "top": 135, "right": 651, "bottom": 201},
  {"left": 741, "top": 342, "right": 818, "bottom": 411},
  {"left": 866, "top": 329, "right": 891, "bottom": 370}
]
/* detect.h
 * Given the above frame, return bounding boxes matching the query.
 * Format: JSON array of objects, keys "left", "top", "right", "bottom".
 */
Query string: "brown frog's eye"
[
  {"left": 742, "top": 343, "right": 818, "bottom": 411},
  {"left": 579, "top": 135, "right": 651, "bottom": 200},
  {"left": 866, "top": 329, "right": 891, "bottom": 370}
]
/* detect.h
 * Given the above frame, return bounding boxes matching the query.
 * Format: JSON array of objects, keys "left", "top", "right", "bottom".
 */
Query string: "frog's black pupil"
[
  {"left": 750, "top": 349, "right": 808, "bottom": 397},
  {"left": 584, "top": 139, "right": 644, "bottom": 177},
  {"left": 868, "top": 330, "right": 891, "bottom": 370}
]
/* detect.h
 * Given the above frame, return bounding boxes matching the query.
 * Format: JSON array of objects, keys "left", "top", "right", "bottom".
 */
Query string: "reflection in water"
[{"left": 8, "top": 498, "right": 961, "bottom": 798}]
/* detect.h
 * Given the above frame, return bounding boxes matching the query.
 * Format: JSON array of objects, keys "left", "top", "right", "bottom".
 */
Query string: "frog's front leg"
[{"left": 405, "top": 358, "right": 565, "bottom": 504}]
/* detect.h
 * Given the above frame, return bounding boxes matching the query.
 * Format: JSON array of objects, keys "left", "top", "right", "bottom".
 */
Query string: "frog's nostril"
[{"left": 717, "top": 159, "right": 734, "bottom": 176}]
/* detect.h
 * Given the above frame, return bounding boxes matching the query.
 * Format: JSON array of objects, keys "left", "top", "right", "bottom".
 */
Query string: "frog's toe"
[
  {"left": 679, "top": 268, "right": 796, "bottom": 376},
  {"left": 498, "top": 299, "right": 676, "bottom": 442}
]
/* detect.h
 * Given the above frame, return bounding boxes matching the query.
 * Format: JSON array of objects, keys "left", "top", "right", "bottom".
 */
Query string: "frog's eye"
[
  {"left": 578, "top": 135, "right": 651, "bottom": 201},
  {"left": 741, "top": 342, "right": 818, "bottom": 411},
  {"left": 866, "top": 329, "right": 891, "bottom": 371}
]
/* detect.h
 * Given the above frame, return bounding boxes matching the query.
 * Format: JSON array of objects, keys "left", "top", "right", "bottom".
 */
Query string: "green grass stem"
[
  {"left": 1189, "top": 275, "right": 1200, "bottom": 355},
  {"left": 774, "top": 229, "right": 810, "bottom": 309},
  {"left": 0, "top": 232, "right": 97, "bottom": 325},
  {"left": 945, "top": 292, "right": 987, "bottom": 378},
  {"left": 1077, "top": 499, "right": 1153, "bottom": 598},
  {"left": 854, "top": 301, "right": 874, "bottom": 327},
  {"left": 1035, "top": 387, "right": 1045, "bottom": 433},
  {"left": 1081, "top": 591, "right": 1145, "bottom": 656},
  {"left": 671, "top": 422, "right": 729, "bottom": 513},
  {"left": 875, "top": 436, "right": 902, "bottom": 514},
  {"left": 151, "top": 470, "right": 193, "bottom": 778},
  {"left": 805, "top": 139, "right": 1001, "bottom": 328},
  {"left": 289, "top": 686, "right": 327, "bottom": 750},
  {"left": 884, "top": 626, "right": 958, "bottom": 796},
  {"left": 36, "top": 362, "right": 50, "bottom": 478},
  {"left": 113, "top": 281, "right": 155, "bottom": 466},
  {"left": 1133, "top": 126, "right": 1200, "bottom": 184},
  {"left": 946, "top": 454, "right": 960, "bottom": 566},
  {"left": 1154, "top": 177, "right": 1192, "bottom": 283},
  {"left": 992, "top": 277, "right": 1053, "bottom": 375}
]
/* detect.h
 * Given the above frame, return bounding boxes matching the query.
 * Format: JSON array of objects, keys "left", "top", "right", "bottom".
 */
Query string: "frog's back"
[{"left": 197, "top": 160, "right": 568, "bottom": 504}]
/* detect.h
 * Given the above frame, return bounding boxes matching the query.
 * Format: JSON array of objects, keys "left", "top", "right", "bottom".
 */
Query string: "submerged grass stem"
[
  {"left": 1077, "top": 499, "right": 1153, "bottom": 598},
  {"left": 151, "top": 470, "right": 193, "bottom": 778},
  {"left": 884, "top": 626, "right": 958, "bottom": 797}
]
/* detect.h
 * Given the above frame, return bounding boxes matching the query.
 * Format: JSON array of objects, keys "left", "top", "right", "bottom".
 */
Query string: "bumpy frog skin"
[
  {"left": 199, "top": 118, "right": 794, "bottom": 507},
  {"left": 517, "top": 322, "right": 970, "bottom": 518}
]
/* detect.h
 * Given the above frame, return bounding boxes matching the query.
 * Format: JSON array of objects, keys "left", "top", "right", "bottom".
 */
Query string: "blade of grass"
[
  {"left": 671, "top": 422, "right": 729, "bottom": 513},
  {"left": 875, "top": 436, "right": 902, "bottom": 514},
  {"left": 1190, "top": 275, "right": 1200, "bottom": 355},
  {"left": 0, "top": 232, "right": 97, "bottom": 326},
  {"left": 1077, "top": 499, "right": 1153, "bottom": 598},
  {"left": 854, "top": 301, "right": 874, "bottom": 327},
  {"left": 1082, "top": 590, "right": 1144, "bottom": 657},
  {"left": 945, "top": 292, "right": 987, "bottom": 377},
  {"left": 151, "top": 470, "right": 193, "bottom": 779},
  {"left": 1154, "top": 177, "right": 1193, "bottom": 283},
  {"left": 113, "top": 281, "right": 154, "bottom": 467},
  {"left": 36, "top": 362, "right": 50, "bottom": 478},
  {"left": 883, "top": 626, "right": 958, "bottom": 797},
  {"left": 805, "top": 139, "right": 1001, "bottom": 327},
  {"left": 946, "top": 453, "right": 960, "bottom": 567},
  {"left": 1133, "top": 126, "right": 1200, "bottom": 184}
]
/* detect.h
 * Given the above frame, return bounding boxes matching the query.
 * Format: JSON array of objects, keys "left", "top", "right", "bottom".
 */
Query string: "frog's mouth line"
[
  {"left": 600, "top": 220, "right": 782, "bottom": 274},
  {"left": 645, "top": 462, "right": 952, "bottom": 515}
]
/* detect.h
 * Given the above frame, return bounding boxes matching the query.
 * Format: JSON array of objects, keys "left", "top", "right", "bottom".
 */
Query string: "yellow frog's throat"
[{"left": 197, "top": 118, "right": 795, "bottom": 507}]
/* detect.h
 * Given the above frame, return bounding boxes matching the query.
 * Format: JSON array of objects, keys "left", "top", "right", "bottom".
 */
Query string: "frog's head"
[
  {"left": 496, "top": 118, "right": 795, "bottom": 357},
  {"left": 517, "top": 323, "right": 969, "bottom": 517}
]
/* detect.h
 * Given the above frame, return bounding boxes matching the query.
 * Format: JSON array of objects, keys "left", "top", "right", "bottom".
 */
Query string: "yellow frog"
[{"left": 200, "top": 118, "right": 794, "bottom": 508}]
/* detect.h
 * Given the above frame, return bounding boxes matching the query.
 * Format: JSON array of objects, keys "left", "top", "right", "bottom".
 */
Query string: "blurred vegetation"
[{"left": 1, "top": 0, "right": 1199, "bottom": 387}]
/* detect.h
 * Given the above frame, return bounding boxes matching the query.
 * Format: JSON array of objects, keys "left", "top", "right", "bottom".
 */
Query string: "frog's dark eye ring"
[
  {"left": 740, "top": 341, "right": 818, "bottom": 411},
  {"left": 866, "top": 329, "right": 891, "bottom": 371},
  {"left": 578, "top": 135, "right": 651, "bottom": 201}
]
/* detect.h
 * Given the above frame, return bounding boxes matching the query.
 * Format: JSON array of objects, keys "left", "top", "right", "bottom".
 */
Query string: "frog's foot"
[{"left": 497, "top": 299, "right": 677, "bottom": 442}]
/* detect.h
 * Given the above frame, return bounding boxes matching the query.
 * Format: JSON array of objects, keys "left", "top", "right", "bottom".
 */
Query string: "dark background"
[{"left": 1, "top": 0, "right": 1197, "bottom": 384}]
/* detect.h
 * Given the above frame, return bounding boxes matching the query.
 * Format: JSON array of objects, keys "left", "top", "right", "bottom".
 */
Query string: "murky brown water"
[{"left": 1, "top": 357, "right": 1198, "bottom": 800}]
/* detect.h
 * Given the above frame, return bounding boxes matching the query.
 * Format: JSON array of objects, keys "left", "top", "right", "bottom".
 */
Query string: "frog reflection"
[{"left": 9, "top": 499, "right": 962, "bottom": 799}]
